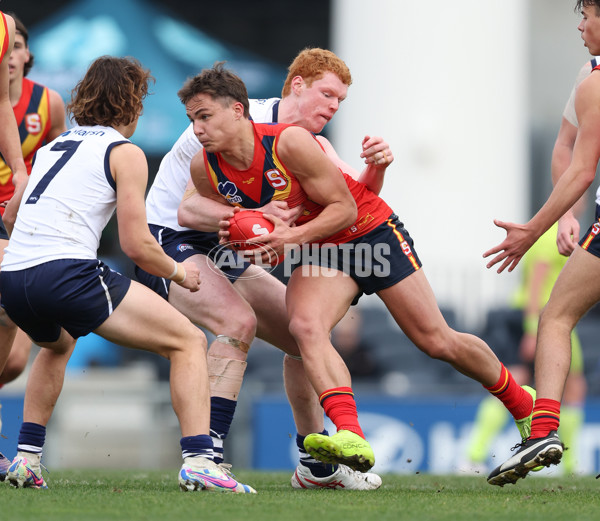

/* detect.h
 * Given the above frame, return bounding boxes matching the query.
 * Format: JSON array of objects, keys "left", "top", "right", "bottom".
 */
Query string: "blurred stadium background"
[{"left": 1, "top": 0, "right": 599, "bottom": 476}]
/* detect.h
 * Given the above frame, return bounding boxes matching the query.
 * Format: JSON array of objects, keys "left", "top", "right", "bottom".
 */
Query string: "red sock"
[
  {"left": 484, "top": 364, "right": 533, "bottom": 420},
  {"left": 320, "top": 387, "right": 365, "bottom": 439},
  {"left": 529, "top": 399, "right": 560, "bottom": 439}
]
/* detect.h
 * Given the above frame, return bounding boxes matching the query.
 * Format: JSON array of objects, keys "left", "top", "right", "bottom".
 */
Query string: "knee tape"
[{"left": 207, "top": 355, "right": 247, "bottom": 400}]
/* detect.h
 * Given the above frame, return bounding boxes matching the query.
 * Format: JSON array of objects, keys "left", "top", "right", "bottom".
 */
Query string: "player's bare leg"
[
  {"left": 286, "top": 268, "right": 358, "bottom": 393},
  {"left": 378, "top": 269, "right": 502, "bottom": 383},
  {"left": 0, "top": 329, "right": 33, "bottom": 385},
  {"left": 96, "top": 281, "right": 254, "bottom": 492},
  {"left": 534, "top": 250, "right": 596, "bottom": 476},
  {"left": 235, "top": 269, "right": 324, "bottom": 432},
  {"left": 0, "top": 311, "right": 17, "bottom": 379},
  {"left": 535, "top": 248, "right": 600, "bottom": 402},
  {"left": 379, "top": 269, "right": 533, "bottom": 422},
  {"left": 0, "top": 239, "right": 19, "bottom": 383},
  {"left": 167, "top": 254, "right": 256, "bottom": 461},
  {"left": 286, "top": 268, "right": 375, "bottom": 472},
  {"left": 561, "top": 369, "right": 586, "bottom": 474},
  {"left": 96, "top": 281, "right": 210, "bottom": 435},
  {"left": 486, "top": 248, "right": 599, "bottom": 487},
  {"left": 22, "top": 339, "right": 75, "bottom": 426},
  {"left": 282, "top": 355, "right": 321, "bottom": 433},
  {"left": 7, "top": 330, "right": 75, "bottom": 489},
  {"left": 237, "top": 267, "right": 380, "bottom": 488},
  {"left": 168, "top": 254, "right": 257, "bottom": 346}
]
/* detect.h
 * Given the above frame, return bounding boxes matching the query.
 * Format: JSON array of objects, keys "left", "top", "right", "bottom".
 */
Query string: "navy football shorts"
[
  {"left": 289, "top": 213, "right": 422, "bottom": 297},
  {"left": 0, "top": 259, "right": 130, "bottom": 342},
  {"left": 134, "top": 224, "right": 251, "bottom": 300}
]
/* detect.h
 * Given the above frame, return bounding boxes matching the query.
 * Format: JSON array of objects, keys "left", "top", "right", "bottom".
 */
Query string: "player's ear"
[
  {"left": 233, "top": 101, "right": 245, "bottom": 120},
  {"left": 291, "top": 75, "right": 305, "bottom": 95}
]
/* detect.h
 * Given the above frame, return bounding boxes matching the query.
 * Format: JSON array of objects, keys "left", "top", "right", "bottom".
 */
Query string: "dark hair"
[
  {"left": 177, "top": 62, "right": 249, "bottom": 118},
  {"left": 281, "top": 48, "right": 352, "bottom": 98},
  {"left": 67, "top": 56, "right": 153, "bottom": 127},
  {"left": 7, "top": 12, "right": 34, "bottom": 76},
  {"left": 576, "top": 0, "right": 600, "bottom": 14}
]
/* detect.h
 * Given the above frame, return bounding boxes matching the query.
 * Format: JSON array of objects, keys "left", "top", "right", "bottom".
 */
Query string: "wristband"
[
  {"left": 176, "top": 265, "right": 186, "bottom": 284},
  {"left": 167, "top": 259, "right": 178, "bottom": 279}
]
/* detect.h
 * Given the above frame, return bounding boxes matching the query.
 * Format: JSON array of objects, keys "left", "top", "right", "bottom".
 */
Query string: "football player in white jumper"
[{"left": 0, "top": 56, "right": 254, "bottom": 493}]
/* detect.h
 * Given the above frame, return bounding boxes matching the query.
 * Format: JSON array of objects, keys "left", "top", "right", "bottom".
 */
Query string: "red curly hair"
[{"left": 281, "top": 48, "right": 352, "bottom": 98}]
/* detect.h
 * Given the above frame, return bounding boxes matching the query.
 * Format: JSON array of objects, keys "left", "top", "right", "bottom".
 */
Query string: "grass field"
[{"left": 1, "top": 471, "right": 599, "bottom": 521}]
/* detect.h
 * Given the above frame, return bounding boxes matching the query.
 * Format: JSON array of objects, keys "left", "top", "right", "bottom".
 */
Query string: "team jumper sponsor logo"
[{"left": 217, "top": 180, "right": 243, "bottom": 204}]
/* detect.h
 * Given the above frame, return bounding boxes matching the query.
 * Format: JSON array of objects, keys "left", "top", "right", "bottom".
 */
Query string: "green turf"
[{"left": 1, "top": 471, "right": 599, "bottom": 521}]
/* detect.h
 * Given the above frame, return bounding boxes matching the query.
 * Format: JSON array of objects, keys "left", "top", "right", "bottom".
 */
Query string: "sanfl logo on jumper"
[
  {"left": 25, "top": 113, "right": 42, "bottom": 134},
  {"left": 264, "top": 169, "right": 288, "bottom": 190}
]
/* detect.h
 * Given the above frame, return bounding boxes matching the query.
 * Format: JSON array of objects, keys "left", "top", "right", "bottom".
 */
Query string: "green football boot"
[{"left": 303, "top": 430, "right": 375, "bottom": 473}]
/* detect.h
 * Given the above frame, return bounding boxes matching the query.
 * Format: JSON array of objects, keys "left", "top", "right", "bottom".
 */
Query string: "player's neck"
[
  {"left": 219, "top": 120, "right": 255, "bottom": 170},
  {"left": 277, "top": 96, "right": 294, "bottom": 124},
  {"left": 9, "top": 75, "right": 24, "bottom": 107}
]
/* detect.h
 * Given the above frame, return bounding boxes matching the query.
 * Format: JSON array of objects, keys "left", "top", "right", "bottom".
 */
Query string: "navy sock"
[
  {"left": 180, "top": 434, "right": 213, "bottom": 461},
  {"left": 210, "top": 397, "right": 237, "bottom": 464},
  {"left": 297, "top": 430, "right": 337, "bottom": 477},
  {"left": 17, "top": 422, "right": 46, "bottom": 454}
]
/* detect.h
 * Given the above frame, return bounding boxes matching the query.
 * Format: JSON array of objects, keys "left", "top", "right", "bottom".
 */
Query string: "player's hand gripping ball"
[{"left": 227, "top": 210, "right": 274, "bottom": 251}]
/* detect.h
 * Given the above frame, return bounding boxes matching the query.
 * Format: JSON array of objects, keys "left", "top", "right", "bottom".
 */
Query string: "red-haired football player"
[
  {"left": 186, "top": 63, "right": 534, "bottom": 477},
  {"left": 136, "top": 49, "right": 388, "bottom": 490},
  {"left": 13, "top": 48, "right": 386, "bottom": 491}
]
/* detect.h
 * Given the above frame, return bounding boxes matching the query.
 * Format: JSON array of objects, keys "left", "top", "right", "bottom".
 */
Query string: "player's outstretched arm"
[
  {"left": 113, "top": 143, "right": 200, "bottom": 291},
  {"left": 484, "top": 73, "right": 600, "bottom": 274},
  {"left": 483, "top": 220, "right": 537, "bottom": 273}
]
